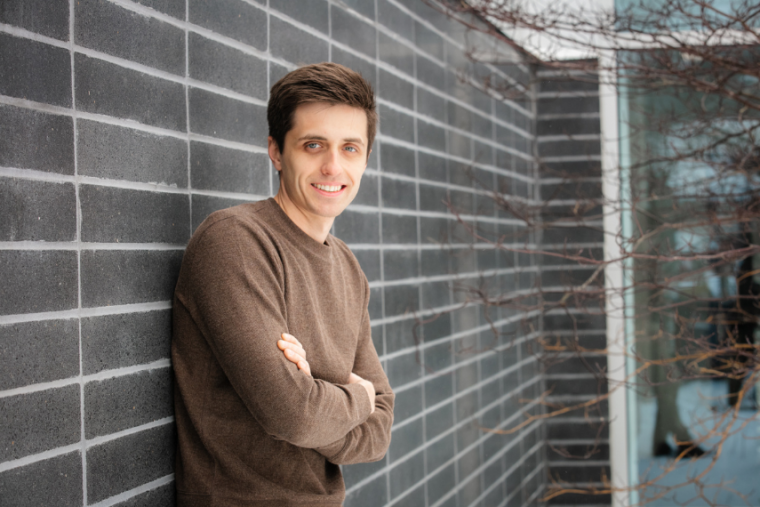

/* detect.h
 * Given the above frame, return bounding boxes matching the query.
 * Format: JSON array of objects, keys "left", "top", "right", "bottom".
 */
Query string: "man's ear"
[{"left": 268, "top": 136, "right": 283, "bottom": 172}]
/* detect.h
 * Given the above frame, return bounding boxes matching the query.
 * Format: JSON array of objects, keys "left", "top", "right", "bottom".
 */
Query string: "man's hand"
[
  {"left": 348, "top": 373, "right": 376, "bottom": 414},
  {"left": 278, "top": 333, "right": 311, "bottom": 377}
]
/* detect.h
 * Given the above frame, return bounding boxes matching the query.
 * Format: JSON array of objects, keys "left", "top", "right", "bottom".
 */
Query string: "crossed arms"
[
  {"left": 278, "top": 333, "right": 376, "bottom": 412},
  {"left": 176, "top": 215, "right": 393, "bottom": 465}
]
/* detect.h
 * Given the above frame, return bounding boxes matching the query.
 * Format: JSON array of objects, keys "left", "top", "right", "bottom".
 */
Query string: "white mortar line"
[{"left": 87, "top": 474, "right": 175, "bottom": 507}]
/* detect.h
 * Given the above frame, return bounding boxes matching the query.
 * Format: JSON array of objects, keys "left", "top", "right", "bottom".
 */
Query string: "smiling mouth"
[{"left": 312, "top": 183, "right": 346, "bottom": 193}]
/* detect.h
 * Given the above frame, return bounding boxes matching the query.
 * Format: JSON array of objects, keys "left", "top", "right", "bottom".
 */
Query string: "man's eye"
[
  {"left": 344, "top": 146, "right": 357, "bottom": 153},
  {"left": 306, "top": 142, "right": 320, "bottom": 149}
]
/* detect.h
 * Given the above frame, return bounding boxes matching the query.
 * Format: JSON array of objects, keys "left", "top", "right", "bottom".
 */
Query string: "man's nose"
[{"left": 321, "top": 148, "right": 342, "bottom": 175}]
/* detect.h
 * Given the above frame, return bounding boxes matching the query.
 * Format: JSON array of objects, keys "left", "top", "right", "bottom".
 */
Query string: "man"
[{"left": 172, "top": 62, "right": 394, "bottom": 506}]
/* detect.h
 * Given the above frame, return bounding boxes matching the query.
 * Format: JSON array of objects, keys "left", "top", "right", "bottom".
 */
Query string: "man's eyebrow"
[{"left": 296, "top": 134, "right": 366, "bottom": 146}]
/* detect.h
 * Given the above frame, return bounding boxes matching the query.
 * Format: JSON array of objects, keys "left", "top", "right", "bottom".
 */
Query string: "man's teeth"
[{"left": 314, "top": 184, "right": 342, "bottom": 192}]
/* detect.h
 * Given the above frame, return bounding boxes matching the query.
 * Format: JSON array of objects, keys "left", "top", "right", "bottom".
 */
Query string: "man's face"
[{"left": 269, "top": 102, "right": 369, "bottom": 220}]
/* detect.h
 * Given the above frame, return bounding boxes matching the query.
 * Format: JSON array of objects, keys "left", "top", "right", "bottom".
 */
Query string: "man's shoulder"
[{"left": 182, "top": 200, "right": 284, "bottom": 265}]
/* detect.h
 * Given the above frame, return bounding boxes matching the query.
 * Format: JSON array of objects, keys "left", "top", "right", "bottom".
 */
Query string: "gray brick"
[
  {"left": 415, "top": 21, "right": 443, "bottom": 61},
  {"left": 390, "top": 450, "right": 424, "bottom": 499},
  {"left": 417, "top": 119, "right": 446, "bottom": 151},
  {"left": 394, "top": 384, "right": 422, "bottom": 423},
  {"left": 539, "top": 138, "right": 601, "bottom": 158},
  {"left": 80, "top": 185, "right": 190, "bottom": 244},
  {"left": 379, "top": 105, "right": 414, "bottom": 142},
  {"left": 191, "top": 142, "right": 269, "bottom": 194},
  {"left": 377, "top": 0, "right": 413, "bottom": 40},
  {"left": 341, "top": 0, "right": 376, "bottom": 19},
  {"left": 333, "top": 209, "right": 380, "bottom": 244},
  {"left": 354, "top": 249, "right": 381, "bottom": 283},
  {"left": 0, "top": 104, "right": 74, "bottom": 175},
  {"left": 332, "top": 7, "right": 376, "bottom": 58},
  {"left": 448, "top": 131, "right": 471, "bottom": 159},
  {"left": 271, "top": 0, "right": 328, "bottom": 33},
  {"left": 457, "top": 472, "right": 482, "bottom": 506},
  {"left": 352, "top": 172, "right": 378, "bottom": 207},
  {"left": 87, "top": 423, "right": 175, "bottom": 503},
  {"left": 383, "top": 284, "right": 419, "bottom": 318},
  {"left": 0, "top": 178, "right": 75, "bottom": 242},
  {"left": 539, "top": 95, "right": 600, "bottom": 115},
  {"left": 76, "top": 54, "right": 186, "bottom": 131},
  {"left": 426, "top": 434, "right": 455, "bottom": 473},
  {"left": 384, "top": 317, "right": 416, "bottom": 354},
  {"left": 189, "top": 0, "right": 266, "bottom": 50},
  {"left": 82, "top": 310, "right": 171, "bottom": 374},
  {"left": 419, "top": 183, "right": 448, "bottom": 213},
  {"left": 380, "top": 143, "right": 415, "bottom": 177},
  {"left": 342, "top": 459, "right": 385, "bottom": 491},
  {"left": 77, "top": 120, "right": 187, "bottom": 186},
  {"left": 76, "top": 0, "right": 185, "bottom": 75},
  {"left": 0, "top": 385, "right": 80, "bottom": 461},
  {"left": 112, "top": 482, "right": 175, "bottom": 507},
  {"left": 420, "top": 249, "right": 449, "bottom": 277},
  {"left": 417, "top": 55, "right": 445, "bottom": 91},
  {"left": 269, "top": 61, "right": 290, "bottom": 88},
  {"left": 420, "top": 216, "right": 449, "bottom": 245},
  {"left": 80, "top": 250, "right": 184, "bottom": 307},
  {"left": 540, "top": 160, "right": 601, "bottom": 178},
  {"left": 538, "top": 117, "right": 600, "bottom": 136},
  {"left": 368, "top": 287, "right": 382, "bottom": 320},
  {"left": 427, "top": 463, "right": 456, "bottom": 505},
  {"left": 424, "top": 341, "right": 452, "bottom": 374},
  {"left": 387, "top": 352, "right": 422, "bottom": 388},
  {"left": 189, "top": 33, "right": 267, "bottom": 99},
  {"left": 132, "top": 0, "right": 185, "bottom": 19},
  {"left": 378, "top": 69, "right": 414, "bottom": 110},
  {"left": 85, "top": 367, "right": 173, "bottom": 438},
  {"left": 331, "top": 45, "right": 377, "bottom": 90},
  {"left": 270, "top": 17, "right": 328, "bottom": 65},
  {"left": 426, "top": 402, "right": 454, "bottom": 440},
  {"left": 417, "top": 87, "right": 446, "bottom": 123},
  {"left": 379, "top": 33, "right": 414, "bottom": 76},
  {"left": 383, "top": 249, "right": 418, "bottom": 280},
  {"left": 192, "top": 194, "right": 251, "bottom": 232},
  {"left": 0, "top": 319, "right": 79, "bottom": 390},
  {"left": 418, "top": 152, "right": 447, "bottom": 182},
  {"left": 388, "top": 417, "right": 422, "bottom": 462},
  {"left": 344, "top": 474, "right": 387, "bottom": 507},
  {"left": 542, "top": 225, "right": 604, "bottom": 244},
  {"left": 424, "top": 372, "right": 453, "bottom": 407},
  {"left": 0, "top": 452, "right": 82, "bottom": 507},
  {"left": 0, "top": 250, "right": 78, "bottom": 315},
  {"left": 0, "top": 33, "right": 71, "bottom": 107},
  {"left": 422, "top": 310, "right": 451, "bottom": 341},
  {"left": 0, "top": 0, "right": 68, "bottom": 39},
  {"left": 371, "top": 324, "right": 383, "bottom": 355},
  {"left": 189, "top": 88, "right": 267, "bottom": 145},
  {"left": 381, "top": 176, "right": 416, "bottom": 210},
  {"left": 382, "top": 213, "right": 417, "bottom": 244}
]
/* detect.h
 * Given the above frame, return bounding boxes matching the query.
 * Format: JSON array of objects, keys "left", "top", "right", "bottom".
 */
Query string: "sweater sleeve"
[
  {"left": 177, "top": 217, "right": 373, "bottom": 449},
  {"left": 313, "top": 278, "right": 395, "bottom": 465}
]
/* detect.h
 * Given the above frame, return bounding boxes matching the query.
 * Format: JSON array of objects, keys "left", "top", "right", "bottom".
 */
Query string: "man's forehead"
[{"left": 290, "top": 102, "right": 368, "bottom": 142}]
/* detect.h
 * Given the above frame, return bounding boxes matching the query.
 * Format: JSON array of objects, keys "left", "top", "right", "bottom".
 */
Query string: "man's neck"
[{"left": 273, "top": 192, "right": 334, "bottom": 244}]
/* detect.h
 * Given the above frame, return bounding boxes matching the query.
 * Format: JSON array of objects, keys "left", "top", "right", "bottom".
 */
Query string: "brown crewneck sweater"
[{"left": 172, "top": 198, "right": 394, "bottom": 506}]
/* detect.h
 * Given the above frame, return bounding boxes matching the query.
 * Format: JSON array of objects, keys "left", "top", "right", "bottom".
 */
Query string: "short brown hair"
[{"left": 268, "top": 62, "right": 377, "bottom": 157}]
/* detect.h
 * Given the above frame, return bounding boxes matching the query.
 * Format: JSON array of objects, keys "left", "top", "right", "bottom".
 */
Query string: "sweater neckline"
[{"left": 265, "top": 198, "right": 334, "bottom": 257}]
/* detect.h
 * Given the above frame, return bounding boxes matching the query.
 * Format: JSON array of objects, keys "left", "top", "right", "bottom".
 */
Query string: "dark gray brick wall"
[
  {"left": 537, "top": 67, "right": 610, "bottom": 507},
  {"left": 0, "top": 1, "right": 546, "bottom": 506}
]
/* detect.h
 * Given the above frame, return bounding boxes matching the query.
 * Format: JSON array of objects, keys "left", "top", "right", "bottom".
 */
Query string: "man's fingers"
[
  {"left": 278, "top": 340, "right": 306, "bottom": 359},
  {"left": 281, "top": 333, "right": 303, "bottom": 348},
  {"left": 298, "top": 360, "right": 311, "bottom": 376}
]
